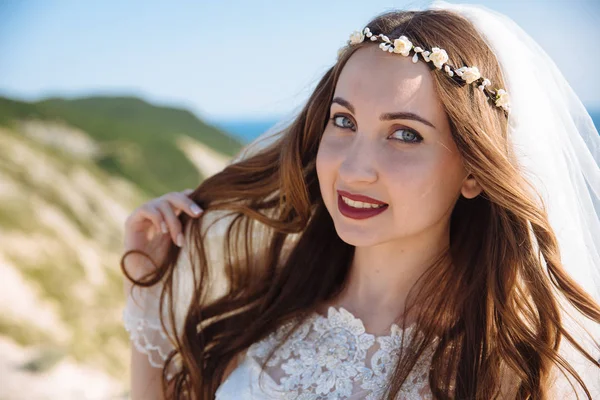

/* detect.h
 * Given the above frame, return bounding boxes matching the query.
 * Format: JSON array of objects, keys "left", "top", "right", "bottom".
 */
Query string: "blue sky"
[{"left": 0, "top": 0, "right": 598, "bottom": 120}]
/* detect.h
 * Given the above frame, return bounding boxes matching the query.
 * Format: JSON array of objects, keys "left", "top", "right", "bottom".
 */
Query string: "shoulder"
[{"left": 220, "top": 349, "right": 249, "bottom": 385}]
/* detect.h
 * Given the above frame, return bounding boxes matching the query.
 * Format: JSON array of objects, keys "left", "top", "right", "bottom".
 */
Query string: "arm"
[
  {"left": 122, "top": 260, "right": 173, "bottom": 400},
  {"left": 121, "top": 189, "right": 205, "bottom": 399},
  {"left": 123, "top": 238, "right": 193, "bottom": 400},
  {"left": 130, "top": 346, "right": 168, "bottom": 400}
]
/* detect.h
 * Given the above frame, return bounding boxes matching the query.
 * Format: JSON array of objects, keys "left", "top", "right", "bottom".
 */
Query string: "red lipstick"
[
  {"left": 337, "top": 190, "right": 389, "bottom": 220},
  {"left": 337, "top": 190, "right": 387, "bottom": 205}
]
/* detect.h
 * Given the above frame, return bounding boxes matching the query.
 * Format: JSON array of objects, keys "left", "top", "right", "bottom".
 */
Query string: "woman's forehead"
[{"left": 333, "top": 45, "right": 444, "bottom": 118}]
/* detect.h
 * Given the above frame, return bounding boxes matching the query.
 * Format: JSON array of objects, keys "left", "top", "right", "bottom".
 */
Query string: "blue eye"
[
  {"left": 391, "top": 129, "right": 422, "bottom": 143},
  {"left": 332, "top": 115, "right": 355, "bottom": 130},
  {"left": 330, "top": 114, "right": 423, "bottom": 144}
]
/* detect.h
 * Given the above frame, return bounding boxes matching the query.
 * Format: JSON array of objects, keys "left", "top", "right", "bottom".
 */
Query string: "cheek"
[
  {"left": 316, "top": 143, "right": 336, "bottom": 198},
  {"left": 316, "top": 132, "right": 341, "bottom": 173},
  {"left": 316, "top": 135, "right": 356, "bottom": 215},
  {"left": 385, "top": 146, "right": 465, "bottom": 217}
]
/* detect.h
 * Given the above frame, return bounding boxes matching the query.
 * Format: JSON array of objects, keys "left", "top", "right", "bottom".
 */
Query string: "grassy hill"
[
  {"left": 0, "top": 95, "right": 244, "bottom": 197},
  {"left": 0, "top": 95, "right": 242, "bottom": 399}
]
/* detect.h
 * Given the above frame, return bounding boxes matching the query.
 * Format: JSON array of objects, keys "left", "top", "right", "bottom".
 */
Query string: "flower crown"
[{"left": 343, "top": 27, "right": 510, "bottom": 112}]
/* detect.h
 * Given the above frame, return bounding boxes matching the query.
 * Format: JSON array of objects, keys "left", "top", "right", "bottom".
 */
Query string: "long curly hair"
[{"left": 121, "top": 9, "right": 600, "bottom": 399}]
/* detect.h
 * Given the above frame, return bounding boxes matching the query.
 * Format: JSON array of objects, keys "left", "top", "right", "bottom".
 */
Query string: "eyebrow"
[{"left": 331, "top": 97, "right": 436, "bottom": 129}]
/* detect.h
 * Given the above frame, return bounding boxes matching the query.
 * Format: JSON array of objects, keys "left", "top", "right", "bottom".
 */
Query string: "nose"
[{"left": 338, "top": 135, "right": 379, "bottom": 184}]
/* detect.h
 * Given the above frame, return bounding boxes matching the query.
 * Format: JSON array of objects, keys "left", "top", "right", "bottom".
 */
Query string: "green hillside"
[
  {"left": 0, "top": 95, "right": 242, "bottom": 398},
  {"left": 0, "top": 95, "right": 244, "bottom": 196}
]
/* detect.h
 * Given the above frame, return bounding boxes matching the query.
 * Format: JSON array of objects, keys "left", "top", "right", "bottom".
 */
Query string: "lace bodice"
[
  {"left": 124, "top": 298, "right": 600, "bottom": 399},
  {"left": 215, "top": 306, "right": 436, "bottom": 399},
  {"left": 122, "top": 246, "right": 599, "bottom": 400}
]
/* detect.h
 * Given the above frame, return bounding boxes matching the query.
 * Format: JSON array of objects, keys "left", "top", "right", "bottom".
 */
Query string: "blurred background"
[{"left": 0, "top": 0, "right": 598, "bottom": 399}]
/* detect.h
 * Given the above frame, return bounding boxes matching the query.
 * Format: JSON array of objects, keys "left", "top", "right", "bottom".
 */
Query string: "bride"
[{"left": 120, "top": 1, "right": 600, "bottom": 399}]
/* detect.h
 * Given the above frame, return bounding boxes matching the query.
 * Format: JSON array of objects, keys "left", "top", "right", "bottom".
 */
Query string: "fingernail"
[
  {"left": 190, "top": 204, "right": 203, "bottom": 215},
  {"left": 161, "top": 222, "right": 168, "bottom": 234},
  {"left": 177, "top": 233, "right": 184, "bottom": 247}
]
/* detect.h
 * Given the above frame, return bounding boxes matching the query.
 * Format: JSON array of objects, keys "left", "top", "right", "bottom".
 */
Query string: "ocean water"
[
  {"left": 210, "top": 119, "right": 281, "bottom": 144},
  {"left": 213, "top": 109, "right": 600, "bottom": 145}
]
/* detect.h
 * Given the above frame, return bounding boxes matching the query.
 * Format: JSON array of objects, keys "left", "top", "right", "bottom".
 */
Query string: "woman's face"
[{"left": 316, "top": 45, "right": 479, "bottom": 247}]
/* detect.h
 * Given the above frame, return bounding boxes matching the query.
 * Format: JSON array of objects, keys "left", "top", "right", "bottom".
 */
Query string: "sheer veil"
[
  {"left": 428, "top": 1, "right": 600, "bottom": 396},
  {"left": 123, "top": 0, "right": 600, "bottom": 394},
  {"left": 432, "top": 0, "right": 600, "bottom": 305}
]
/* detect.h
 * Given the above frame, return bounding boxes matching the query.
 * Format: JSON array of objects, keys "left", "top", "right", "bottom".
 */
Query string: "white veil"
[
  {"left": 431, "top": 0, "right": 600, "bottom": 306},
  {"left": 123, "top": 0, "right": 600, "bottom": 394},
  {"left": 428, "top": 1, "right": 600, "bottom": 397}
]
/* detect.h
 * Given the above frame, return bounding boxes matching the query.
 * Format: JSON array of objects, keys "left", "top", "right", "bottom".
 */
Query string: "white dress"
[
  {"left": 214, "top": 306, "right": 434, "bottom": 400},
  {"left": 122, "top": 242, "right": 599, "bottom": 399},
  {"left": 124, "top": 300, "right": 600, "bottom": 399}
]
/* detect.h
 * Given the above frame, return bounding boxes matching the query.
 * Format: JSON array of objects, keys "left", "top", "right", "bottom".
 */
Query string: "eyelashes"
[{"left": 329, "top": 114, "right": 423, "bottom": 144}]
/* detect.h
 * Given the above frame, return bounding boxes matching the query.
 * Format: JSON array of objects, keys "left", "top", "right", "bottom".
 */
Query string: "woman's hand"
[
  {"left": 122, "top": 188, "right": 203, "bottom": 280},
  {"left": 122, "top": 189, "right": 202, "bottom": 399}
]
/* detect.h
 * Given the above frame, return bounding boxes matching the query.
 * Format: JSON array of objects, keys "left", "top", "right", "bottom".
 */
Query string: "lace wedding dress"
[
  {"left": 121, "top": 230, "right": 435, "bottom": 399},
  {"left": 214, "top": 306, "right": 434, "bottom": 399},
  {"left": 122, "top": 219, "right": 598, "bottom": 399},
  {"left": 124, "top": 297, "right": 598, "bottom": 399}
]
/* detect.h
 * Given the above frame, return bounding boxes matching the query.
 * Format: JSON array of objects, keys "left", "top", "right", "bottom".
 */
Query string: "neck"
[{"left": 324, "top": 222, "right": 451, "bottom": 334}]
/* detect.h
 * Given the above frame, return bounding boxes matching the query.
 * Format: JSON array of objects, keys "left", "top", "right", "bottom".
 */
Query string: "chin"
[{"left": 332, "top": 221, "right": 386, "bottom": 247}]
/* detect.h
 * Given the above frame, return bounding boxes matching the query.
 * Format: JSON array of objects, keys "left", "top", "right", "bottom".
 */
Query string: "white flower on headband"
[
  {"left": 349, "top": 30, "right": 365, "bottom": 45},
  {"left": 392, "top": 36, "right": 413, "bottom": 56},
  {"left": 464, "top": 67, "right": 482, "bottom": 84},
  {"left": 495, "top": 89, "right": 510, "bottom": 110},
  {"left": 429, "top": 47, "right": 449, "bottom": 69},
  {"left": 456, "top": 66, "right": 481, "bottom": 84}
]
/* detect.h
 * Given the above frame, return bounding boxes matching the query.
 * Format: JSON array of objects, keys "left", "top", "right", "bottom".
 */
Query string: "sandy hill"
[{"left": 0, "top": 95, "right": 242, "bottom": 399}]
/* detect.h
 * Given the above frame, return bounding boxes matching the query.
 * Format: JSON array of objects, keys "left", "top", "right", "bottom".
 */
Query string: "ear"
[{"left": 461, "top": 174, "right": 482, "bottom": 199}]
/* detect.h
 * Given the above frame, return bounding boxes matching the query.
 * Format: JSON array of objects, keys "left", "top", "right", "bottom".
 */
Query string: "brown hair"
[{"left": 121, "top": 9, "right": 600, "bottom": 399}]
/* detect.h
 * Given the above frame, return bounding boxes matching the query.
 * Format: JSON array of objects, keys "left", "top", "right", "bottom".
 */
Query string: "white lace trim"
[
  {"left": 244, "top": 306, "right": 435, "bottom": 400},
  {"left": 122, "top": 305, "right": 173, "bottom": 368},
  {"left": 121, "top": 234, "right": 196, "bottom": 378}
]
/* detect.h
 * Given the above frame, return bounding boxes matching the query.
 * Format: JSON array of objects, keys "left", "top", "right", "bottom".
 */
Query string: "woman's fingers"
[
  {"left": 163, "top": 192, "right": 203, "bottom": 218},
  {"left": 156, "top": 202, "right": 183, "bottom": 246},
  {"left": 124, "top": 190, "right": 203, "bottom": 248},
  {"left": 128, "top": 203, "right": 164, "bottom": 236},
  {"left": 153, "top": 191, "right": 203, "bottom": 247}
]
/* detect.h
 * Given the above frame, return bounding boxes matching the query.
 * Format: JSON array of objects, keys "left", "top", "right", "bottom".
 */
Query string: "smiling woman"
[
  {"left": 318, "top": 45, "right": 479, "bottom": 259},
  {"left": 120, "top": 1, "right": 600, "bottom": 399}
]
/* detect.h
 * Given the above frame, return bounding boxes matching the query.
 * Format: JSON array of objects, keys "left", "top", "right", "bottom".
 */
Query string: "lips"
[
  {"left": 337, "top": 190, "right": 388, "bottom": 205},
  {"left": 337, "top": 193, "right": 389, "bottom": 220}
]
